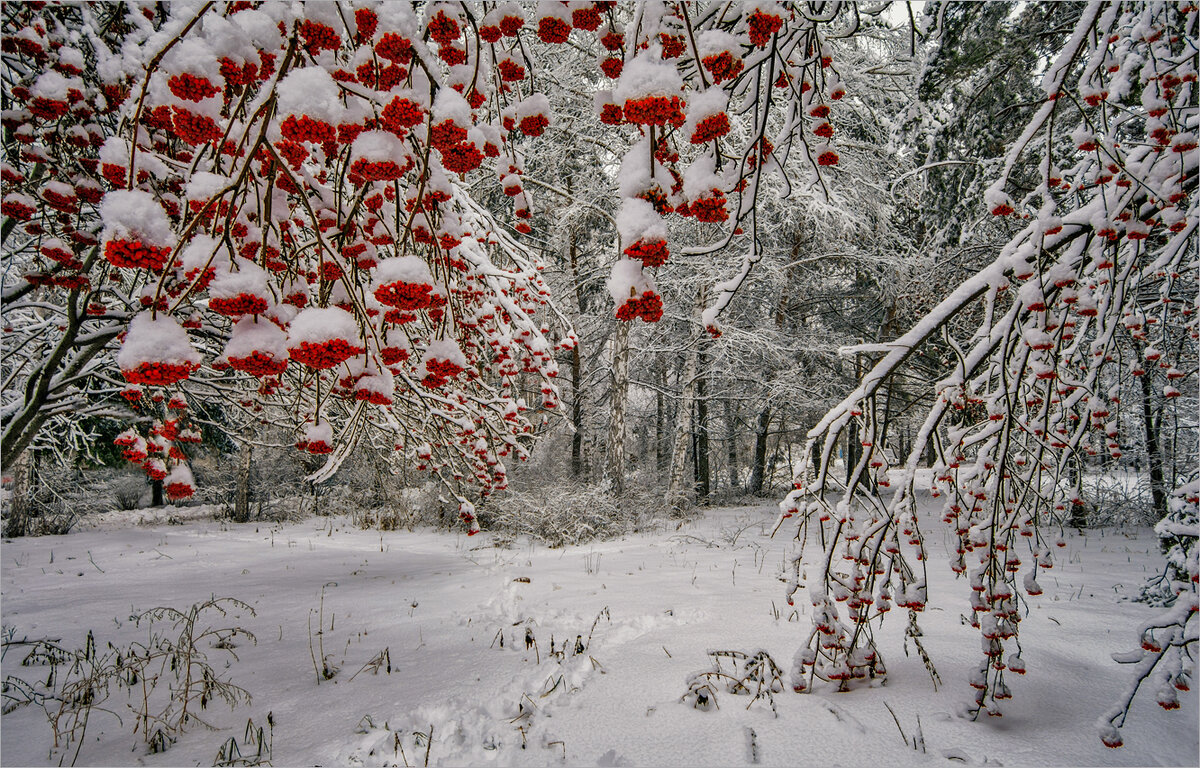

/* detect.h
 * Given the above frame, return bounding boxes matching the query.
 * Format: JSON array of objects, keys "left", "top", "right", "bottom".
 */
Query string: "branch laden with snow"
[{"left": 782, "top": 0, "right": 1198, "bottom": 741}]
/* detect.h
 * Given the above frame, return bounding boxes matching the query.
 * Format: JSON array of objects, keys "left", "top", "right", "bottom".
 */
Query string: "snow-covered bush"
[{"left": 483, "top": 482, "right": 641, "bottom": 549}]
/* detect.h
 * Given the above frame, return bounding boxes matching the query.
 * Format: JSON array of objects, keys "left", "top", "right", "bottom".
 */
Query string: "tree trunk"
[
  {"left": 724, "top": 399, "right": 738, "bottom": 490},
  {"left": 571, "top": 345, "right": 584, "bottom": 477},
  {"left": 667, "top": 344, "right": 699, "bottom": 509},
  {"left": 694, "top": 344, "right": 710, "bottom": 500},
  {"left": 151, "top": 479, "right": 164, "bottom": 508},
  {"left": 234, "top": 443, "right": 253, "bottom": 523},
  {"left": 1138, "top": 366, "right": 1169, "bottom": 520},
  {"left": 4, "top": 450, "right": 31, "bottom": 537},
  {"left": 605, "top": 322, "right": 630, "bottom": 496},
  {"left": 655, "top": 363, "right": 666, "bottom": 471},
  {"left": 746, "top": 406, "right": 771, "bottom": 495}
]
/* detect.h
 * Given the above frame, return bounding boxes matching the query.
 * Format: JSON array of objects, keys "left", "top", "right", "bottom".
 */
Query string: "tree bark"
[
  {"left": 1138, "top": 365, "right": 1169, "bottom": 519},
  {"left": 655, "top": 363, "right": 666, "bottom": 471},
  {"left": 724, "top": 399, "right": 739, "bottom": 490},
  {"left": 605, "top": 322, "right": 630, "bottom": 496},
  {"left": 4, "top": 450, "right": 31, "bottom": 537},
  {"left": 151, "top": 478, "right": 164, "bottom": 508},
  {"left": 694, "top": 343, "right": 710, "bottom": 500},
  {"left": 234, "top": 443, "right": 253, "bottom": 522},
  {"left": 571, "top": 345, "right": 584, "bottom": 477},
  {"left": 667, "top": 342, "right": 699, "bottom": 509},
  {"left": 746, "top": 406, "right": 771, "bottom": 495}
]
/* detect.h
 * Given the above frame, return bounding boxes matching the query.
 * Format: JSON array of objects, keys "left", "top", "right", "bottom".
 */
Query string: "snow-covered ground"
[{"left": 2, "top": 494, "right": 1196, "bottom": 767}]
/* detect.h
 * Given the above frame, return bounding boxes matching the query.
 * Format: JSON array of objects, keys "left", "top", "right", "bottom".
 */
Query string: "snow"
[
  {"left": 516, "top": 92, "right": 550, "bottom": 121},
  {"left": 222, "top": 316, "right": 289, "bottom": 365},
  {"left": 185, "top": 170, "right": 229, "bottom": 204},
  {"left": 351, "top": 129, "right": 406, "bottom": 163},
  {"left": 682, "top": 152, "right": 725, "bottom": 199},
  {"left": 276, "top": 66, "right": 344, "bottom": 124},
  {"left": 208, "top": 260, "right": 269, "bottom": 303},
  {"left": 616, "top": 197, "right": 667, "bottom": 248},
  {"left": 614, "top": 50, "right": 683, "bottom": 102},
  {"left": 179, "top": 234, "right": 228, "bottom": 275},
  {"left": 434, "top": 86, "right": 472, "bottom": 127},
  {"left": 0, "top": 493, "right": 1194, "bottom": 767},
  {"left": 116, "top": 311, "right": 202, "bottom": 371},
  {"left": 607, "top": 257, "right": 655, "bottom": 303},
  {"left": 287, "top": 306, "right": 360, "bottom": 346},
  {"left": 30, "top": 70, "right": 82, "bottom": 101},
  {"left": 100, "top": 189, "right": 175, "bottom": 248},
  {"left": 422, "top": 337, "right": 468, "bottom": 368},
  {"left": 374, "top": 255, "right": 435, "bottom": 286},
  {"left": 163, "top": 37, "right": 220, "bottom": 80}
]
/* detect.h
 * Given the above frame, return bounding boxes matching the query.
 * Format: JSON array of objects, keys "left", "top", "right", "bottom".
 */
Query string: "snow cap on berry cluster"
[
  {"left": 117, "top": 312, "right": 202, "bottom": 372},
  {"left": 276, "top": 66, "right": 344, "bottom": 124},
  {"left": 287, "top": 306, "right": 361, "bottom": 347},
  {"left": 606, "top": 257, "right": 656, "bottom": 304},
  {"left": 613, "top": 49, "right": 683, "bottom": 102},
  {"left": 617, "top": 197, "right": 667, "bottom": 250},
  {"left": 100, "top": 190, "right": 175, "bottom": 248}
]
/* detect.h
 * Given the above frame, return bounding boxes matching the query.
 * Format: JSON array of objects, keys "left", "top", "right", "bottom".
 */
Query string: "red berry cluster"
[
  {"left": 105, "top": 239, "right": 172, "bottom": 270},
  {"left": 375, "top": 280, "right": 434, "bottom": 310},
  {"left": 623, "top": 238, "right": 669, "bottom": 268},
  {"left": 703, "top": 51, "right": 744, "bottom": 83},
  {"left": 380, "top": 346, "right": 409, "bottom": 365},
  {"left": 615, "top": 290, "right": 664, "bottom": 322},
  {"left": 299, "top": 20, "right": 341, "bottom": 55},
  {"left": 29, "top": 97, "right": 69, "bottom": 120},
  {"left": 350, "top": 158, "right": 403, "bottom": 182},
  {"left": 122, "top": 360, "right": 198, "bottom": 387},
  {"left": 690, "top": 111, "right": 730, "bottom": 143},
  {"left": 209, "top": 293, "right": 268, "bottom": 317},
  {"left": 439, "top": 141, "right": 483, "bottom": 174},
  {"left": 537, "top": 16, "right": 571, "bottom": 44},
  {"left": 281, "top": 114, "right": 336, "bottom": 144},
  {"left": 168, "top": 73, "right": 220, "bottom": 102},
  {"left": 687, "top": 192, "right": 729, "bottom": 223},
  {"left": 428, "top": 11, "right": 460, "bottom": 45},
  {"left": 355, "top": 387, "right": 392, "bottom": 405},
  {"left": 573, "top": 6, "right": 602, "bottom": 30},
  {"left": 41, "top": 187, "right": 78, "bottom": 213},
  {"left": 375, "top": 33, "right": 412, "bottom": 63},
  {"left": 165, "top": 481, "right": 194, "bottom": 500},
  {"left": 422, "top": 357, "right": 465, "bottom": 388},
  {"left": 498, "top": 58, "right": 525, "bottom": 82},
  {"left": 623, "top": 95, "right": 685, "bottom": 126},
  {"left": 518, "top": 114, "right": 549, "bottom": 138},
  {"left": 171, "top": 106, "right": 222, "bottom": 145},
  {"left": 1, "top": 197, "right": 35, "bottom": 219},
  {"left": 747, "top": 10, "right": 784, "bottom": 47},
  {"left": 430, "top": 119, "right": 467, "bottom": 149},
  {"left": 381, "top": 96, "right": 424, "bottom": 135},
  {"left": 297, "top": 438, "right": 334, "bottom": 455},
  {"left": 289, "top": 338, "right": 364, "bottom": 369}
]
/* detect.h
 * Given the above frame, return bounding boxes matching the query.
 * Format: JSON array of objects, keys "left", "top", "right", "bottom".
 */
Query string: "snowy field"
[{"left": 2, "top": 493, "right": 1196, "bottom": 767}]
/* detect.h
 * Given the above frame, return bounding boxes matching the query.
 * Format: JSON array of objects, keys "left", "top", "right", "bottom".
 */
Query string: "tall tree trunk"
[
  {"left": 571, "top": 345, "right": 584, "bottom": 477},
  {"left": 1138, "top": 366, "right": 1169, "bottom": 519},
  {"left": 668, "top": 342, "right": 699, "bottom": 509},
  {"left": 746, "top": 406, "right": 771, "bottom": 495},
  {"left": 668, "top": 290, "right": 706, "bottom": 509},
  {"left": 694, "top": 344, "right": 710, "bottom": 499},
  {"left": 724, "top": 399, "right": 738, "bottom": 490},
  {"left": 4, "top": 450, "right": 31, "bottom": 537},
  {"left": 655, "top": 363, "right": 666, "bottom": 471},
  {"left": 605, "top": 322, "right": 630, "bottom": 496},
  {"left": 234, "top": 443, "right": 253, "bottom": 523}
]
